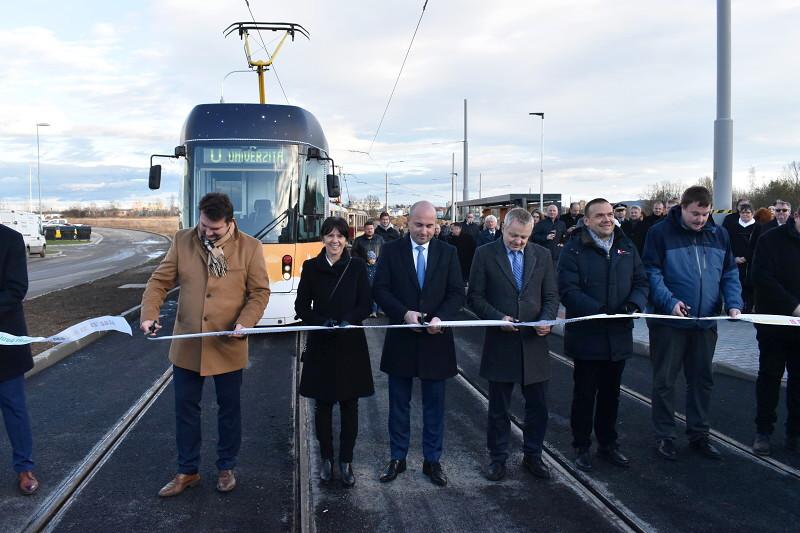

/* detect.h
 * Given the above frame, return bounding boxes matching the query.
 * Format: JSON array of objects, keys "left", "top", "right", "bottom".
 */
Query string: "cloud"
[{"left": 0, "top": 0, "right": 798, "bottom": 210}]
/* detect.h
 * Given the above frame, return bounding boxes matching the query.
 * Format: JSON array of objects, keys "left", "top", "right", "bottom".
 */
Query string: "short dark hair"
[
  {"left": 680, "top": 186, "right": 713, "bottom": 208},
  {"left": 199, "top": 192, "right": 234, "bottom": 222},
  {"left": 584, "top": 198, "right": 611, "bottom": 217},
  {"left": 380, "top": 212, "right": 390, "bottom": 219},
  {"left": 452, "top": 222, "right": 463, "bottom": 228},
  {"left": 321, "top": 216, "right": 350, "bottom": 239},
  {"left": 364, "top": 219, "right": 375, "bottom": 227}
]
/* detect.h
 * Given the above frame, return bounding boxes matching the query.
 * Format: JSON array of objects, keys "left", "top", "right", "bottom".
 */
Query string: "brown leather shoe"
[
  {"left": 18, "top": 471, "right": 39, "bottom": 495},
  {"left": 216, "top": 469, "right": 236, "bottom": 492},
  {"left": 158, "top": 473, "right": 200, "bottom": 497}
]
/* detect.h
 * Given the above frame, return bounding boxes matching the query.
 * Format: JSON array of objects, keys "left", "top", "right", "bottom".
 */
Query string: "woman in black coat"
[
  {"left": 295, "top": 217, "right": 374, "bottom": 487},
  {"left": 0, "top": 224, "right": 39, "bottom": 495},
  {"left": 729, "top": 203, "right": 762, "bottom": 313}
]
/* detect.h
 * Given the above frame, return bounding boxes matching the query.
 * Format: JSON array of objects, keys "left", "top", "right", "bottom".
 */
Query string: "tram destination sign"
[{"left": 202, "top": 147, "right": 287, "bottom": 167}]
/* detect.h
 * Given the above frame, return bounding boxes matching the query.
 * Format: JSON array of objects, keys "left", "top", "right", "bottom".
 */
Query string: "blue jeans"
[
  {"left": 0, "top": 375, "right": 34, "bottom": 473},
  {"left": 173, "top": 366, "right": 242, "bottom": 474},
  {"left": 388, "top": 375, "right": 446, "bottom": 462}
]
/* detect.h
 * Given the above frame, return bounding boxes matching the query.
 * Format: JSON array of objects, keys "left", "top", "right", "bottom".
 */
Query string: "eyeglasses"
[{"left": 775, "top": 208, "right": 789, "bottom": 212}]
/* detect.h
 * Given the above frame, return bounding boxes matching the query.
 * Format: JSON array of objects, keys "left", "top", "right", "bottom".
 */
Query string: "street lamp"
[
  {"left": 385, "top": 160, "right": 405, "bottom": 211},
  {"left": 36, "top": 122, "right": 51, "bottom": 215},
  {"left": 529, "top": 112, "right": 544, "bottom": 211}
]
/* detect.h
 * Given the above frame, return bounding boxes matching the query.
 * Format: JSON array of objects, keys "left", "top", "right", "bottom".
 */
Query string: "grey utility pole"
[
  {"left": 712, "top": 0, "right": 732, "bottom": 221},
  {"left": 462, "top": 99, "right": 469, "bottom": 216},
  {"left": 530, "top": 113, "right": 545, "bottom": 211},
  {"left": 451, "top": 152, "right": 457, "bottom": 223}
]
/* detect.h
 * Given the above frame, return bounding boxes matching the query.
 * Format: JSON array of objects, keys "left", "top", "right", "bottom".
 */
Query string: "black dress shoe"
[
  {"left": 379, "top": 459, "right": 406, "bottom": 483},
  {"left": 339, "top": 462, "right": 355, "bottom": 487},
  {"left": 656, "top": 439, "right": 677, "bottom": 461},
  {"left": 690, "top": 437, "right": 722, "bottom": 460},
  {"left": 598, "top": 446, "right": 630, "bottom": 468},
  {"left": 486, "top": 461, "right": 506, "bottom": 481},
  {"left": 574, "top": 448, "right": 593, "bottom": 472},
  {"left": 320, "top": 459, "right": 333, "bottom": 481},
  {"left": 422, "top": 460, "right": 448, "bottom": 486},
  {"left": 522, "top": 454, "right": 551, "bottom": 480}
]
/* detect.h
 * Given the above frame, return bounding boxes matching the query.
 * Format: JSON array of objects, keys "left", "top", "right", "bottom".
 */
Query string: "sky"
[{"left": 1, "top": 0, "right": 799, "bottom": 211}]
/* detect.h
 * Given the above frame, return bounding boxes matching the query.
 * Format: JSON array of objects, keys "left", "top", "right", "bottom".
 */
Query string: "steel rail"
[
  {"left": 22, "top": 367, "right": 174, "bottom": 533},
  {"left": 455, "top": 368, "right": 648, "bottom": 533},
  {"left": 548, "top": 350, "right": 800, "bottom": 481}
]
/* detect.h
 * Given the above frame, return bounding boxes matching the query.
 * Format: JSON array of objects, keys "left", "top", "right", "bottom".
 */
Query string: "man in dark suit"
[
  {"left": 0, "top": 224, "right": 39, "bottom": 495},
  {"left": 476, "top": 215, "right": 502, "bottom": 247},
  {"left": 467, "top": 208, "right": 559, "bottom": 481},
  {"left": 373, "top": 201, "right": 465, "bottom": 487}
]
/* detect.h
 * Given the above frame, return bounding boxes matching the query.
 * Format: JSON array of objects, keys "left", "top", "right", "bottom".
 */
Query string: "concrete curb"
[{"left": 26, "top": 287, "right": 180, "bottom": 379}]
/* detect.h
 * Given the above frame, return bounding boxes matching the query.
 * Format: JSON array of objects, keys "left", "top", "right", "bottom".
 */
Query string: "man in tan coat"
[{"left": 140, "top": 192, "right": 269, "bottom": 497}]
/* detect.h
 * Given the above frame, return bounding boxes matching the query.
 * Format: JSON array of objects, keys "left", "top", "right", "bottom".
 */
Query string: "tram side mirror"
[
  {"left": 326, "top": 174, "right": 341, "bottom": 198},
  {"left": 149, "top": 165, "right": 162, "bottom": 190}
]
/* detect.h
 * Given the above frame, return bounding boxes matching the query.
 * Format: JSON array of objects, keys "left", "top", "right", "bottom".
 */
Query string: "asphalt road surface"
[
  {"left": 2, "top": 303, "right": 800, "bottom": 531},
  {"left": 25, "top": 227, "right": 170, "bottom": 299}
]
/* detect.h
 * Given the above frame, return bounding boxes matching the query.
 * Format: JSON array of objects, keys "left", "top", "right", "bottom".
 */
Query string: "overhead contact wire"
[{"left": 367, "top": 0, "right": 429, "bottom": 155}]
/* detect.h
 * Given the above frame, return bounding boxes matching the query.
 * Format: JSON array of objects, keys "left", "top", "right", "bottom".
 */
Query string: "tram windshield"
[{"left": 191, "top": 143, "right": 299, "bottom": 243}]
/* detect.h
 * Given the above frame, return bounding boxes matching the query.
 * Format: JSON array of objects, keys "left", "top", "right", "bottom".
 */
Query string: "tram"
[
  {"left": 147, "top": 22, "right": 340, "bottom": 325},
  {"left": 329, "top": 201, "right": 369, "bottom": 240}
]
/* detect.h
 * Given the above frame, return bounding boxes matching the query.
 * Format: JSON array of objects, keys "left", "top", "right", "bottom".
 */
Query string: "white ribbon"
[
  {"left": 146, "top": 312, "right": 800, "bottom": 341},
  {"left": 2, "top": 313, "right": 798, "bottom": 346},
  {"left": 0, "top": 316, "right": 132, "bottom": 346}
]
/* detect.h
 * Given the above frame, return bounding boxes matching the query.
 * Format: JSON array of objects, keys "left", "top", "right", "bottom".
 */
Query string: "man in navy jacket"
[
  {"left": 373, "top": 201, "right": 465, "bottom": 487},
  {"left": 559, "top": 199, "right": 648, "bottom": 472},
  {"left": 642, "top": 186, "right": 742, "bottom": 461}
]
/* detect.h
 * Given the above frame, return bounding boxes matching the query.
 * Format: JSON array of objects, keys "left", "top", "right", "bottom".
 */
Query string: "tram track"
[
  {"left": 21, "top": 367, "right": 174, "bottom": 533},
  {"left": 455, "top": 367, "right": 649, "bottom": 533},
  {"left": 547, "top": 349, "right": 800, "bottom": 481}
]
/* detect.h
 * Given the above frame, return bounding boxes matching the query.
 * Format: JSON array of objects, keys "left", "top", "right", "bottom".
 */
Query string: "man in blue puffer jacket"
[{"left": 642, "top": 186, "right": 742, "bottom": 461}]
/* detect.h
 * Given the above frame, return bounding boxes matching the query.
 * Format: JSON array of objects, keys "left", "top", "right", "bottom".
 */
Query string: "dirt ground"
[
  {"left": 23, "top": 258, "right": 163, "bottom": 356},
  {"left": 70, "top": 217, "right": 180, "bottom": 238}
]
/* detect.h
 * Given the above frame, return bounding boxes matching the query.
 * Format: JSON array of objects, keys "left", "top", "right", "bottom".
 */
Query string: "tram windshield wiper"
[{"left": 253, "top": 209, "right": 289, "bottom": 241}]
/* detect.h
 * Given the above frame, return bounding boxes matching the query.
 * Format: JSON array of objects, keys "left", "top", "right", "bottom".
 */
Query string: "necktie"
[
  {"left": 416, "top": 245, "right": 426, "bottom": 288},
  {"left": 511, "top": 251, "right": 523, "bottom": 291}
]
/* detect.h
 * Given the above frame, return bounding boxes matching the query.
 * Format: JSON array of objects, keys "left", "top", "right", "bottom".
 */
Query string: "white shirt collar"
[{"left": 411, "top": 239, "right": 431, "bottom": 252}]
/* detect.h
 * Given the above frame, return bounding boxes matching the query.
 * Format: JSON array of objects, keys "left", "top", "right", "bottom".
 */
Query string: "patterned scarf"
[
  {"left": 197, "top": 222, "right": 234, "bottom": 277},
  {"left": 587, "top": 227, "right": 614, "bottom": 255}
]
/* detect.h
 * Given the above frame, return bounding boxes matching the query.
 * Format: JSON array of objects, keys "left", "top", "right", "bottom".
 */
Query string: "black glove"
[
  {"left": 619, "top": 302, "right": 639, "bottom": 315},
  {"left": 321, "top": 319, "right": 338, "bottom": 332},
  {"left": 338, "top": 320, "right": 351, "bottom": 328}
]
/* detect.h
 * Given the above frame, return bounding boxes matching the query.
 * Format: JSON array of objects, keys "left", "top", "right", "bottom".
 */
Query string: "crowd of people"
[{"left": 1, "top": 188, "right": 797, "bottom": 500}]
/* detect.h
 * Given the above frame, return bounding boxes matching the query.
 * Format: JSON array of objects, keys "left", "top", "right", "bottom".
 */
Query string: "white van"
[{"left": 0, "top": 210, "right": 47, "bottom": 257}]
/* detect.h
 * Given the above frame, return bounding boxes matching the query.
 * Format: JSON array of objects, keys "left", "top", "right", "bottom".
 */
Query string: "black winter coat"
[
  {"left": 558, "top": 227, "right": 649, "bottom": 361},
  {"left": 620, "top": 219, "right": 649, "bottom": 255},
  {"left": 0, "top": 225, "right": 33, "bottom": 382},
  {"left": 752, "top": 221, "right": 800, "bottom": 341},
  {"left": 447, "top": 233, "right": 476, "bottom": 280},
  {"left": 295, "top": 250, "right": 374, "bottom": 401},
  {"left": 373, "top": 236, "right": 465, "bottom": 380},
  {"left": 468, "top": 239, "right": 559, "bottom": 384},
  {"left": 532, "top": 218, "right": 566, "bottom": 260}
]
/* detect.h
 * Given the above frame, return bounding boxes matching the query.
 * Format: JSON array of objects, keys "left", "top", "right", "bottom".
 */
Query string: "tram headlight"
[{"left": 282, "top": 255, "right": 293, "bottom": 280}]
